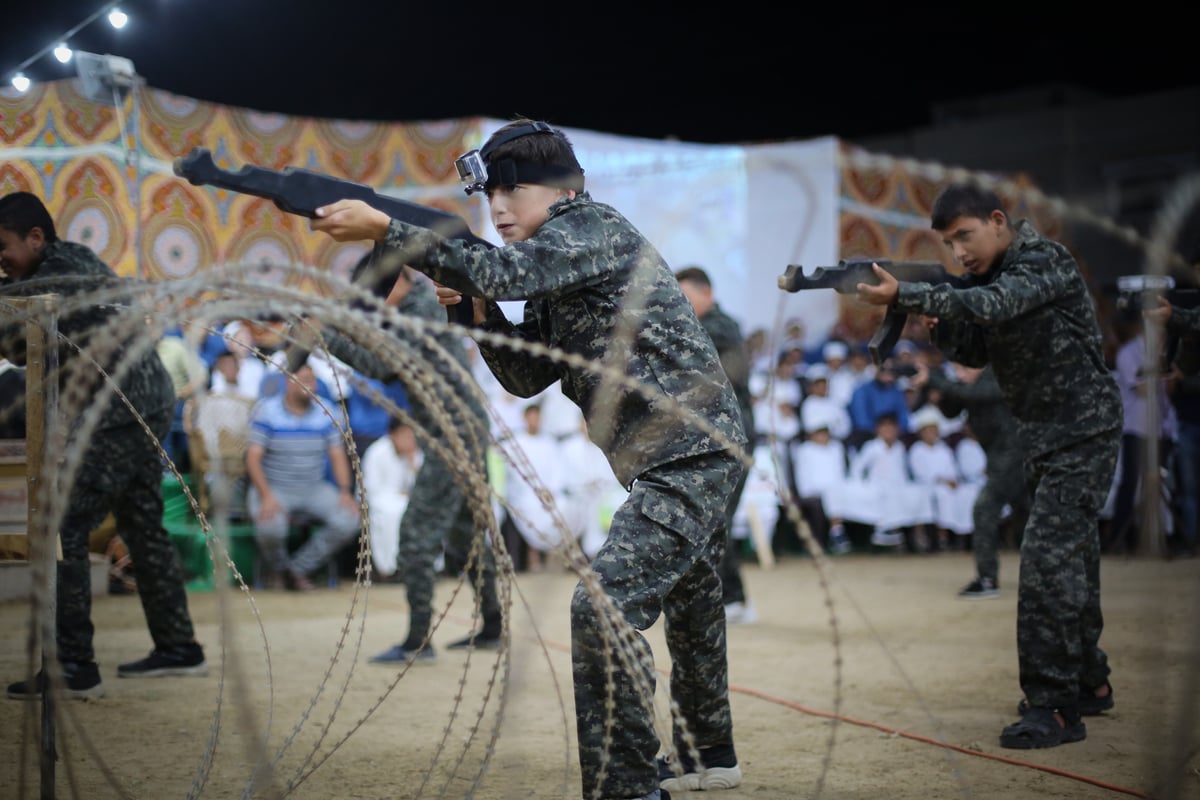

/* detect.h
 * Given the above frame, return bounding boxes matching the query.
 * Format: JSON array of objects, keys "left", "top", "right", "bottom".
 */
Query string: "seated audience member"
[
  {"left": 907, "top": 407, "right": 971, "bottom": 550},
  {"left": 841, "top": 412, "right": 932, "bottom": 547},
  {"left": 558, "top": 417, "right": 626, "bottom": 559},
  {"left": 360, "top": 417, "right": 422, "bottom": 579},
  {"left": 847, "top": 359, "right": 912, "bottom": 452},
  {"left": 791, "top": 406, "right": 852, "bottom": 554},
  {"left": 798, "top": 364, "right": 851, "bottom": 441},
  {"left": 244, "top": 363, "right": 360, "bottom": 590}
]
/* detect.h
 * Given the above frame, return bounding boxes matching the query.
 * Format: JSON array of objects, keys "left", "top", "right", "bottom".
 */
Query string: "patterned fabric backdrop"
[{"left": 0, "top": 79, "right": 487, "bottom": 293}]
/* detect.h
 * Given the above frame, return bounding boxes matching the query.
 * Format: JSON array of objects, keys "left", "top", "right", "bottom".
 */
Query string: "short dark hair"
[
  {"left": 930, "top": 183, "right": 1008, "bottom": 231},
  {"left": 0, "top": 191, "right": 57, "bottom": 241},
  {"left": 482, "top": 118, "right": 585, "bottom": 192},
  {"left": 674, "top": 266, "right": 712, "bottom": 287}
]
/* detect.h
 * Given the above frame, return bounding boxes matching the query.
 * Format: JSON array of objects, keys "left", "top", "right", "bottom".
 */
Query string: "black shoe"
[
  {"left": 446, "top": 620, "right": 503, "bottom": 651},
  {"left": 117, "top": 644, "right": 207, "bottom": 678},
  {"left": 958, "top": 576, "right": 1000, "bottom": 599},
  {"left": 658, "top": 744, "right": 742, "bottom": 792},
  {"left": 6, "top": 661, "right": 105, "bottom": 700},
  {"left": 368, "top": 642, "right": 436, "bottom": 664}
]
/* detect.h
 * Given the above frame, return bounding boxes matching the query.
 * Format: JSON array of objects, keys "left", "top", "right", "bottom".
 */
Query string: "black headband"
[{"left": 484, "top": 159, "right": 585, "bottom": 193}]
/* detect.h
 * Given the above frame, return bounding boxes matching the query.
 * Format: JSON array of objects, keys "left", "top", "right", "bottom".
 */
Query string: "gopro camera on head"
[
  {"left": 454, "top": 121, "right": 560, "bottom": 196},
  {"left": 455, "top": 150, "right": 488, "bottom": 196}
]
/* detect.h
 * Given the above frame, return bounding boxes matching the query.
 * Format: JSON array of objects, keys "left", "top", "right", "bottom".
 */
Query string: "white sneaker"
[{"left": 724, "top": 601, "right": 757, "bottom": 625}]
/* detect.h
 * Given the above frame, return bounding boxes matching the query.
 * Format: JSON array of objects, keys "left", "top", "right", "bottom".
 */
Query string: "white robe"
[
  {"left": 790, "top": 437, "right": 850, "bottom": 521},
  {"left": 504, "top": 430, "right": 571, "bottom": 553},
  {"left": 559, "top": 431, "right": 627, "bottom": 559},
  {"left": 841, "top": 437, "right": 932, "bottom": 530},
  {"left": 360, "top": 436, "right": 422, "bottom": 577},
  {"left": 908, "top": 438, "right": 971, "bottom": 534}
]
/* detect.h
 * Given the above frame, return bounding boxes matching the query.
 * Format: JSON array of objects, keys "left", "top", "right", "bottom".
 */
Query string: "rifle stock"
[
  {"left": 777, "top": 258, "right": 952, "bottom": 364},
  {"left": 172, "top": 147, "right": 488, "bottom": 340}
]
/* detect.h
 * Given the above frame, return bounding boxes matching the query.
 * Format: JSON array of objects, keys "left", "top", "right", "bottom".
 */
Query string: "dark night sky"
[{"left": 3, "top": 1, "right": 1196, "bottom": 144}]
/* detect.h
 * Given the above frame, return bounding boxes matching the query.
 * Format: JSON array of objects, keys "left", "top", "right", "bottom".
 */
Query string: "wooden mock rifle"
[
  {"left": 172, "top": 147, "right": 489, "bottom": 349},
  {"left": 777, "top": 258, "right": 955, "bottom": 364}
]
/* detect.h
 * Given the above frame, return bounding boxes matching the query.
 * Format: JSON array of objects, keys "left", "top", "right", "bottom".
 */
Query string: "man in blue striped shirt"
[{"left": 245, "top": 363, "right": 360, "bottom": 590}]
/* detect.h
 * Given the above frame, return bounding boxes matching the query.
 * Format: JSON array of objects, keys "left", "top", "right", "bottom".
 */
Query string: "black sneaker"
[
  {"left": 6, "top": 661, "right": 105, "bottom": 700},
  {"left": 117, "top": 644, "right": 208, "bottom": 678},
  {"left": 446, "top": 625, "right": 503, "bottom": 651},
  {"left": 658, "top": 744, "right": 742, "bottom": 792},
  {"left": 368, "top": 642, "right": 436, "bottom": 664},
  {"left": 958, "top": 577, "right": 1000, "bottom": 599}
]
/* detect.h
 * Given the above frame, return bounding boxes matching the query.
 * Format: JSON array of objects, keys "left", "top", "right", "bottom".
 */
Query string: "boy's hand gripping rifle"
[
  {"left": 777, "top": 259, "right": 953, "bottom": 364},
  {"left": 173, "top": 147, "right": 490, "bottom": 368}
]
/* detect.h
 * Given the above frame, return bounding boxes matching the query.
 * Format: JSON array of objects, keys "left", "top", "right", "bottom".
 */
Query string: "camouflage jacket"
[
  {"left": 320, "top": 276, "right": 488, "bottom": 439},
  {"left": 381, "top": 192, "right": 746, "bottom": 487},
  {"left": 895, "top": 219, "right": 1120, "bottom": 458},
  {"left": 699, "top": 303, "right": 755, "bottom": 439},
  {"left": 0, "top": 239, "right": 174, "bottom": 431},
  {"left": 927, "top": 365, "right": 1018, "bottom": 453}
]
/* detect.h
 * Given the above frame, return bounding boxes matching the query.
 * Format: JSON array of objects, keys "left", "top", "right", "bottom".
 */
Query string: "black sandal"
[
  {"left": 1000, "top": 706, "right": 1086, "bottom": 749},
  {"left": 1017, "top": 681, "right": 1114, "bottom": 717}
]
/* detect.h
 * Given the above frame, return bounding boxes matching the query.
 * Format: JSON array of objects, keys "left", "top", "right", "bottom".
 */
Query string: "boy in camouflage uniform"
[
  {"left": 0, "top": 192, "right": 206, "bottom": 700},
  {"left": 315, "top": 262, "right": 503, "bottom": 661},
  {"left": 919, "top": 361, "right": 1028, "bottom": 598},
  {"left": 856, "top": 182, "right": 1121, "bottom": 750},
  {"left": 311, "top": 120, "right": 747, "bottom": 800}
]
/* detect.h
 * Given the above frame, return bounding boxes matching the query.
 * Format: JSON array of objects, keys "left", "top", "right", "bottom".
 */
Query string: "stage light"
[
  {"left": 54, "top": 43, "right": 74, "bottom": 63},
  {"left": 108, "top": 8, "right": 128, "bottom": 29},
  {"left": 11, "top": 73, "right": 31, "bottom": 93}
]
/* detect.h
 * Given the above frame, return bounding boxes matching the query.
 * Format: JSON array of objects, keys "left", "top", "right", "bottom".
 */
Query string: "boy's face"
[
  {"left": 918, "top": 424, "right": 939, "bottom": 444},
  {"left": 936, "top": 211, "right": 1012, "bottom": 277},
  {"left": 487, "top": 184, "right": 573, "bottom": 244},
  {"left": 877, "top": 419, "right": 899, "bottom": 444},
  {"left": 0, "top": 225, "right": 46, "bottom": 281}
]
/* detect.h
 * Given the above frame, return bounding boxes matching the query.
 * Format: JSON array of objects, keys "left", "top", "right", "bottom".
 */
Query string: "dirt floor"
[{"left": 1, "top": 545, "right": 1198, "bottom": 800}]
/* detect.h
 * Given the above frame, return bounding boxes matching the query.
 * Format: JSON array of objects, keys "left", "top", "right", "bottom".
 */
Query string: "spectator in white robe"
[
  {"left": 559, "top": 417, "right": 628, "bottom": 560},
  {"left": 954, "top": 423, "right": 988, "bottom": 535},
  {"left": 790, "top": 404, "right": 852, "bottom": 553},
  {"left": 534, "top": 380, "right": 585, "bottom": 441},
  {"left": 841, "top": 412, "right": 933, "bottom": 546},
  {"left": 504, "top": 403, "right": 569, "bottom": 572},
  {"left": 359, "top": 418, "right": 422, "bottom": 578},
  {"left": 907, "top": 407, "right": 971, "bottom": 545},
  {"left": 798, "top": 364, "right": 851, "bottom": 441}
]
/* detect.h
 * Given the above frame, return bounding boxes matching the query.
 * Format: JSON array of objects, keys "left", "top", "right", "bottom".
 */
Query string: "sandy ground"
[{"left": 1, "top": 547, "right": 1198, "bottom": 800}]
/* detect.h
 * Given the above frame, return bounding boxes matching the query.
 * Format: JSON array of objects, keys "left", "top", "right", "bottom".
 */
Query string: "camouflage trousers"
[
  {"left": 717, "top": 452, "right": 751, "bottom": 605},
  {"left": 1018, "top": 428, "right": 1119, "bottom": 708},
  {"left": 397, "top": 449, "right": 500, "bottom": 643},
  {"left": 972, "top": 445, "right": 1030, "bottom": 583},
  {"left": 571, "top": 449, "right": 744, "bottom": 800},
  {"left": 57, "top": 410, "right": 197, "bottom": 664}
]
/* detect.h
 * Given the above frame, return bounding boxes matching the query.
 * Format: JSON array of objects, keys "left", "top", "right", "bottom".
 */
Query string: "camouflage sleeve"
[
  {"left": 928, "top": 367, "right": 1001, "bottom": 417},
  {"left": 930, "top": 318, "right": 989, "bottom": 367},
  {"left": 476, "top": 303, "right": 560, "bottom": 398},
  {"left": 382, "top": 212, "right": 612, "bottom": 301},
  {"left": 895, "top": 252, "right": 1075, "bottom": 324},
  {"left": 320, "top": 328, "right": 396, "bottom": 382}
]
